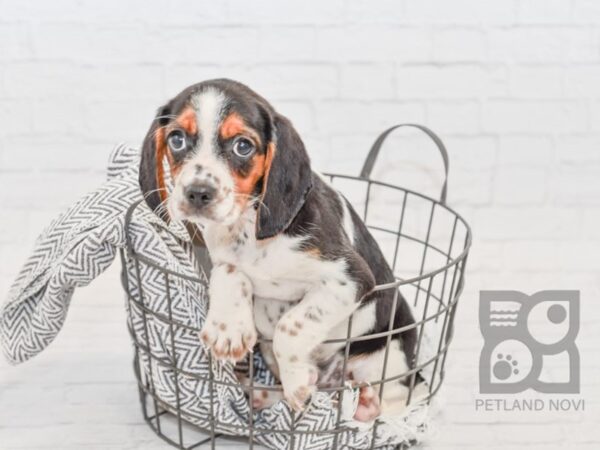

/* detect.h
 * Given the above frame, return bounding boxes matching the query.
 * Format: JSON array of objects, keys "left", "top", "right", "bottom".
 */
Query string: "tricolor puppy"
[{"left": 139, "top": 79, "right": 423, "bottom": 420}]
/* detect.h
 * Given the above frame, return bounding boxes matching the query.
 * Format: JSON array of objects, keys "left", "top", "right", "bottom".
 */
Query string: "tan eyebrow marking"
[
  {"left": 175, "top": 107, "right": 197, "bottom": 135},
  {"left": 219, "top": 111, "right": 261, "bottom": 144},
  {"left": 220, "top": 112, "right": 246, "bottom": 139}
]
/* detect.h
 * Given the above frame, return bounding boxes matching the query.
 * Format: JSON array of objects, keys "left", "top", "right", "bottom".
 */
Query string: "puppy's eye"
[
  {"left": 167, "top": 130, "right": 187, "bottom": 153},
  {"left": 233, "top": 137, "right": 255, "bottom": 157}
]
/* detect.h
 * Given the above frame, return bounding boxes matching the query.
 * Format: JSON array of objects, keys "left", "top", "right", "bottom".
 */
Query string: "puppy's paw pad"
[
  {"left": 353, "top": 385, "right": 381, "bottom": 422},
  {"left": 199, "top": 317, "right": 257, "bottom": 362}
]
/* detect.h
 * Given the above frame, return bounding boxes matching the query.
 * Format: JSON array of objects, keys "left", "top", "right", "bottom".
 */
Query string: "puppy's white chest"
[{"left": 203, "top": 218, "right": 313, "bottom": 301}]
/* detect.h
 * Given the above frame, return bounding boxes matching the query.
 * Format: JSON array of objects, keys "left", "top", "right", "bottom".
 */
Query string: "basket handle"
[{"left": 359, "top": 123, "right": 449, "bottom": 205}]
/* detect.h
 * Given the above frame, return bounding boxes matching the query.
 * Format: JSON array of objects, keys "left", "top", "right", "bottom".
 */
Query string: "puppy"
[{"left": 139, "top": 79, "right": 422, "bottom": 420}]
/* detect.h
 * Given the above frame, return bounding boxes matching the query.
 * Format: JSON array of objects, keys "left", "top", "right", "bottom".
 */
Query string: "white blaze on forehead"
[
  {"left": 191, "top": 87, "right": 226, "bottom": 157},
  {"left": 180, "top": 87, "right": 231, "bottom": 186}
]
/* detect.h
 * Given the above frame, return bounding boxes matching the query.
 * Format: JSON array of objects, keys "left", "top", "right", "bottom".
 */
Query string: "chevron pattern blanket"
[{"left": 0, "top": 144, "right": 429, "bottom": 449}]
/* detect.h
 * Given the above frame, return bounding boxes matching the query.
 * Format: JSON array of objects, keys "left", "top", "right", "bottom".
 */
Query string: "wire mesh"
[{"left": 120, "top": 170, "right": 471, "bottom": 449}]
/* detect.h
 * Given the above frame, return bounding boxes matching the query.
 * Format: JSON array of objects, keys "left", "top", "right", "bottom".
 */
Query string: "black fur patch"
[
  {"left": 256, "top": 114, "right": 313, "bottom": 240},
  {"left": 286, "top": 175, "right": 418, "bottom": 371}
]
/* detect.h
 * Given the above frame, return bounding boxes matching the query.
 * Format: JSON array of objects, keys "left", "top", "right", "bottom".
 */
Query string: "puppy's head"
[{"left": 139, "top": 79, "right": 312, "bottom": 239}]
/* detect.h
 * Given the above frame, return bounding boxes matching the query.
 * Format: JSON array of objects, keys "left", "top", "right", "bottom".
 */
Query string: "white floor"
[{"left": 0, "top": 261, "right": 598, "bottom": 450}]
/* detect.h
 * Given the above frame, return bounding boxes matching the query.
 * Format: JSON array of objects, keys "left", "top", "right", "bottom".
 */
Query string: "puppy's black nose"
[{"left": 185, "top": 184, "right": 216, "bottom": 208}]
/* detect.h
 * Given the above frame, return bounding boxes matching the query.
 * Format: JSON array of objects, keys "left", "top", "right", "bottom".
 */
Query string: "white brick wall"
[{"left": 0, "top": 1, "right": 599, "bottom": 449}]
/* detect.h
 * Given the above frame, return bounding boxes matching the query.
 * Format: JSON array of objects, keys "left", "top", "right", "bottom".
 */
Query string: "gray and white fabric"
[{"left": 0, "top": 144, "right": 429, "bottom": 449}]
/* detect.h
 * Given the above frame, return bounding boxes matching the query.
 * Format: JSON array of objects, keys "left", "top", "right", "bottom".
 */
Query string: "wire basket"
[{"left": 120, "top": 124, "right": 472, "bottom": 450}]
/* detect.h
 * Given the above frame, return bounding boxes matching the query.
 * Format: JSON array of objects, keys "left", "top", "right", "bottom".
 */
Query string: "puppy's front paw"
[
  {"left": 199, "top": 316, "right": 257, "bottom": 362},
  {"left": 280, "top": 364, "right": 318, "bottom": 411}
]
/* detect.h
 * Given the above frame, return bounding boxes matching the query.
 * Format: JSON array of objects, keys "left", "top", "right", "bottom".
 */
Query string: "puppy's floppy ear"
[
  {"left": 256, "top": 114, "right": 312, "bottom": 240},
  {"left": 139, "top": 105, "right": 170, "bottom": 221}
]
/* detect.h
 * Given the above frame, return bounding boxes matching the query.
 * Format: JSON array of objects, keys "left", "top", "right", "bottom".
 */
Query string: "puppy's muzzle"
[{"left": 184, "top": 183, "right": 217, "bottom": 209}]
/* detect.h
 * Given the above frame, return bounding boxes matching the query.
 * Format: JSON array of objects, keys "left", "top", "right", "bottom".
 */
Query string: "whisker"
[
  {"left": 154, "top": 195, "right": 170, "bottom": 214},
  {"left": 155, "top": 203, "right": 168, "bottom": 216},
  {"left": 142, "top": 187, "right": 168, "bottom": 201},
  {"left": 153, "top": 114, "right": 177, "bottom": 122},
  {"left": 234, "top": 192, "right": 270, "bottom": 215},
  {"left": 152, "top": 124, "right": 170, "bottom": 140}
]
